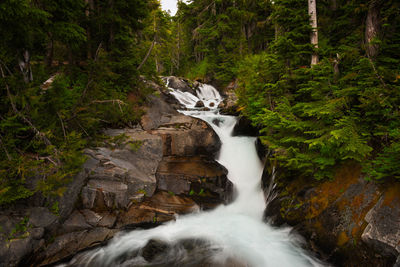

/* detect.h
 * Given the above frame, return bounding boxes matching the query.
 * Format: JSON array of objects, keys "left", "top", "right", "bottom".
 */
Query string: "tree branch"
[
  {"left": 0, "top": 64, "right": 60, "bottom": 165},
  {"left": 57, "top": 112, "right": 67, "bottom": 141},
  {"left": 137, "top": 39, "right": 155, "bottom": 71},
  {"left": 0, "top": 135, "right": 11, "bottom": 160}
]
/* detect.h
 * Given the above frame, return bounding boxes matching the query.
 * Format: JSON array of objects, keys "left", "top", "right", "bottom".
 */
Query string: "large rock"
[
  {"left": 36, "top": 227, "right": 117, "bottom": 266},
  {"left": 264, "top": 163, "right": 398, "bottom": 266},
  {"left": 82, "top": 129, "right": 163, "bottom": 210},
  {"left": 156, "top": 156, "right": 232, "bottom": 206},
  {"left": 141, "top": 95, "right": 181, "bottom": 131},
  {"left": 58, "top": 157, "right": 98, "bottom": 220},
  {"left": 361, "top": 184, "right": 400, "bottom": 256},
  {"left": 151, "top": 116, "right": 221, "bottom": 157},
  {"left": 117, "top": 191, "right": 198, "bottom": 228},
  {"left": 0, "top": 213, "right": 45, "bottom": 267}
]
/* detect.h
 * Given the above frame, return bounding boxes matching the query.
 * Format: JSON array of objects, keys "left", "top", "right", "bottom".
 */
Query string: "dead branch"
[
  {"left": 0, "top": 135, "right": 11, "bottom": 160},
  {"left": 137, "top": 39, "right": 155, "bottom": 71},
  {"left": 367, "top": 56, "right": 387, "bottom": 89},
  {"left": 39, "top": 156, "right": 58, "bottom": 166},
  {"left": 0, "top": 64, "right": 60, "bottom": 165},
  {"left": 57, "top": 112, "right": 67, "bottom": 141}
]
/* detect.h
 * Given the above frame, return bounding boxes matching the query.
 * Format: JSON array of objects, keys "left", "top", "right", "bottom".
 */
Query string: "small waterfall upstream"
[{"left": 61, "top": 81, "right": 324, "bottom": 267}]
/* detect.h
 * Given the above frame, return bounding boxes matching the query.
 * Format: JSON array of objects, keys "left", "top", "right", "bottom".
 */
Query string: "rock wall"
[
  {"left": 0, "top": 78, "right": 234, "bottom": 267},
  {"left": 263, "top": 163, "right": 400, "bottom": 266}
]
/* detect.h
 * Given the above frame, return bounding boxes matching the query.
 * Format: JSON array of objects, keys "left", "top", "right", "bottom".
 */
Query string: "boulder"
[
  {"left": 151, "top": 117, "right": 221, "bottom": 157},
  {"left": 81, "top": 129, "right": 163, "bottom": 210},
  {"left": 141, "top": 95, "right": 180, "bottom": 131},
  {"left": 117, "top": 191, "right": 198, "bottom": 228},
  {"left": 219, "top": 87, "right": 238, "bottom": 115},
  {"left": 61, "top": 210, "right": 92, "bottom": 233},
  {"left": 195, "top": 100, "right": 204, "bottom": 108},
  {"left": 263, "top": 163, "right": 398, "bottom": 266},
  {"left": 36, "top": 227, "right": 117, "bottom": 266},
  {"left": 156, "top": 156, "right": 232, "bottom": 206},
  {"left": 361, "top": 184, "right": 400, "bottom": 256}
]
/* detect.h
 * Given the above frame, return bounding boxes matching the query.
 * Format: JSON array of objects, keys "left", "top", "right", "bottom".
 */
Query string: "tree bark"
[
  {"left": 45, "top": 33, "right": 54, "bottom": 67},
  {"left": 19, "top": 50, "right": 33, "bottom": 83},
  {"left": 365, "top": 0, "right": 383, "bottom": 59},
  {"left": 308, "top": 0, "right": 319, "bottom": 66},
  {"left": 137, "top": 40, "right": 155, "bottom": 71}
]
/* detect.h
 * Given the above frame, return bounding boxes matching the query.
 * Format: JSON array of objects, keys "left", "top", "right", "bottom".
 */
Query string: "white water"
[
  {"left": 167, "top": 81, "right": 223, "bottom": 109},
  {"left": 62, "top": 82, "right": 324, "bottom": 267}
]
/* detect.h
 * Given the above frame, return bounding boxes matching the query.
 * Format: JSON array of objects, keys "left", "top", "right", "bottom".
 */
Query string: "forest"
[{"left": 1, "top": 0, "right": 399, "bottom": 205}]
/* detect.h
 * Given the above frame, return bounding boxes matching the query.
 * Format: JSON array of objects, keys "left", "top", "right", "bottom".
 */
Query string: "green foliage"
[
  {"left": 0, "top": 0, "right": 161, "bottom": 205},
  {"left": 8, "top": 217, "right": 29, "bottom": 240},
  {"left": 236, "top": 1, "right": 400, "bottom": 181}
]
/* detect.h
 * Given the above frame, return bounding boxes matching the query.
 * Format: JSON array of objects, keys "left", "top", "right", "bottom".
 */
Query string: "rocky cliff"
[
  {"left": 0, "top": 77, "right": 234, "bottom": 267},
  {"left": 263, "top": 163, "right": 400, "bottom": 266}
]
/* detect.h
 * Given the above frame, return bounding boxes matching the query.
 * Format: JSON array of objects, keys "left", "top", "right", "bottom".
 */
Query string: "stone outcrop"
[
  {"left": 264, "top": 163, "right": 400, "bottom": 266},
  {"left": 0, "top": 77, "right": 233, "bottom": 267},
  {"left": 82, "top": 128, "right": 163, "bottom": 210},
  {"left": 361, "top": 185, "right": 400, "bottom": 256},
  {"left": 156, "top": 156, "right": 231, "bottom": 207}
]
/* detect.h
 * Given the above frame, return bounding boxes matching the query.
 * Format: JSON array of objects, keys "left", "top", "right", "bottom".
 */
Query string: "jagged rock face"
[
  {"left": 263, "top": 164, "right": 400, "bottom": 266},
  {"left": 156, "top": 156, "right": 232, "bottom": 208},
  {"left": 361, "top": 185, "right": 400, "bottom": 256},
  {"left": 3, "top": 77, "right": 235, "bottom": 266},
  {"left": 81, "top": 129, "right": 163, "bottom": 211}
]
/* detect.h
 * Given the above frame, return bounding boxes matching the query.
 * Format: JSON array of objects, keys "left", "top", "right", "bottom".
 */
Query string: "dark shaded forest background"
[{"left": 0, "top": 0, "right": 399, "bottom": 206}]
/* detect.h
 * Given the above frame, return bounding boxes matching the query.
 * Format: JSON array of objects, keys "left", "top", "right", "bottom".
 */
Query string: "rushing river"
[{"left": 61, "top": 81, "right": 324, "bottom": 267}]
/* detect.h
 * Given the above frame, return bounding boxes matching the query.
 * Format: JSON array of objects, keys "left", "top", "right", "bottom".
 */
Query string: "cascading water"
[{"left": 60, "top": 80, "right": 324, "bottom": 267}]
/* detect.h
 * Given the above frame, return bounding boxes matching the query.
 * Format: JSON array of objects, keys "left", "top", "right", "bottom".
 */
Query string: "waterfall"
[{"left": 60, "top": 80, "right": 325, "bottom": 267}]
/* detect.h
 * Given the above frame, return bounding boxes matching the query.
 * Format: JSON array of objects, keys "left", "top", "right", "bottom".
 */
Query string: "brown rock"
[
  {"left": 38, "top": 228, "right": 117, "bottom": 266},
  {"left": 156, "top": 156, "right": 232, "bottom": 205}
]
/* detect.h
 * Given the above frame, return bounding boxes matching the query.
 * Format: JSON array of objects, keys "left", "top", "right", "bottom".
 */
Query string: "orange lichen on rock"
[
  {"left": 337, "top": 231, "right": 350, "bottom": 246},
  {"left": 305, "top": 163, "right": 361, "bottom": 219},
  {"left": 382, "top": 183, "right": 400, "bottom": 208}
]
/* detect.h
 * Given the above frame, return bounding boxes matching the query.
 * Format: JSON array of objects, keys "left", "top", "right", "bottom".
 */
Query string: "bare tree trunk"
[
  {"left": 85, "top": 0, "right": 94, "bottom": 59},
  {"left": 108, "top": 0, "right": 115, "bottom": 48},
  {"left": 308, "top": 0, "right": 319, "bottom": 66},
  {"left": 45, "top": 33, "right": 54, "bottom": 67},
  {"left": 177, "top": 19, "right": 181, "bottom": 71},
  {"left": 137, "top": 40, "right": 155, "bottom": 71},
  {"left": 365, "top": 0, "right": 383, "bottom": 59},
  {"left": 19, "top": 50, "right": 33, "bottom": 83}
]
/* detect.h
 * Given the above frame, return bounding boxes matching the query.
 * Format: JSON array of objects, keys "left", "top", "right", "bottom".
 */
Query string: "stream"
[{"left": 60, "top": 81, "right": 324, "bottom": 267}]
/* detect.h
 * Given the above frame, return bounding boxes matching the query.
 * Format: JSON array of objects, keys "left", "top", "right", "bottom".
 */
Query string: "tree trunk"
[
  {"left": 308, "top": 0, "right": 319, "bottom": 65},
  {"left": 45, "top": 34, "right": 54, "bottom": 67},
  {"left": 85, "top": 0, "right": 94, "bottom": 59},
  {"left": 365, "top": 0, "right": 383, "bottom": 59},
  {"left": 108, "top": 0, "right": 115, "bottom": 48},
  {"left": 19, "top": 50, "right": 33, "bottom": 83},
  {"left": 177, "top": 19, "right": 181, "bottom": 71}
]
